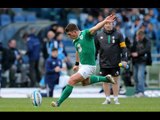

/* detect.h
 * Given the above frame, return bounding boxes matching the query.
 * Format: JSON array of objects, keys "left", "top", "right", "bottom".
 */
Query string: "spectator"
[
  {"left": 143, "top": 14, "right": 151, "bottom": 27},
  {"left": 8, "top": 39, "right": 21, "bottom": 87},
  {"left": 23, "top": 31, "right": 41, "bottom": 87},
  {"left": 130, "top": 16, "right": 143, "bottom": 41},
  {"left": 84, "top": 14, "right": 97, "bottom": 29},
  {"left": 55, "top": 32, "right": 72, "bottom": 70},
  {"left": 40, "top": 30, "right": 59, "bottom": 89},
  {"left": 46, "top": 31, "right": 58, "bottom": 57},
  {"left": 55, "top": 32, "right": 66, "bottom": 61},
  {"left": 146, "top": 23, "right": 157, "bottom": 47},
  {"left": 8, "top": 39, "right": 28, "bottom": 87},
  {"left": 56, "top": 26, "right": 65, "bottom": 34},
  {"left": 45, "top": 48, "right": 62, "bottom": 97},
  {"left": 0, "top": 42, "right": 15, "bottom": 87},
  {"left": 131, "top": 30, "right": 151, "bottom": 97}
]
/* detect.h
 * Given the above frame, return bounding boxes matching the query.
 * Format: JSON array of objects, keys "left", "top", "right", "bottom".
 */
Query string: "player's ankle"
[{"left": 56, "top": 101, "right": 60, "bottom": 107}]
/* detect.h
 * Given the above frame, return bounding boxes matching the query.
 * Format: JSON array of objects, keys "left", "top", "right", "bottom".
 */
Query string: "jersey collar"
[{"left": 73, "top": 31, "right": 82, "bottom": 43}]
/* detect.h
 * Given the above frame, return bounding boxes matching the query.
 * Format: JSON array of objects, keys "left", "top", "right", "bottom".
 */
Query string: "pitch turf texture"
[{"left": 0, "top": 98, "right": 160, "bottom": 112}]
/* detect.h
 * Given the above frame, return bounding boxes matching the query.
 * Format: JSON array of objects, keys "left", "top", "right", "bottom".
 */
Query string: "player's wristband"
[{"left": 75, "top": 62, "right": 79, "bottom": 66}]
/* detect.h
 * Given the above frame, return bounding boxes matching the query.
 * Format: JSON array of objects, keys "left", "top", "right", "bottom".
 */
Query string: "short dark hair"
[
  {"left": 65, "top": 23, "right": 79, "bottom": 33},
  {"left": 52, "top": 48, "right": 58, "bottom": 52}
]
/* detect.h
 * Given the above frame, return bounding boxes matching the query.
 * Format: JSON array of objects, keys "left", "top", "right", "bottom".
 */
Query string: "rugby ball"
[{"left": 31, "top": 90, "right": 42, "bottom": 106}]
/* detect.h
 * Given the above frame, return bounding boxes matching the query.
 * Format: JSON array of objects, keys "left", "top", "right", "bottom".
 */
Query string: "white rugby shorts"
[{"left": 78, "top": 64, "right": 96, "bottom": 79}]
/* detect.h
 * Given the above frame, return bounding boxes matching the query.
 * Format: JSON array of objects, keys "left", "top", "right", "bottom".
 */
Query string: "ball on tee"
[{"left": 31, "top": 90, "right": 42, "bottom": 107}]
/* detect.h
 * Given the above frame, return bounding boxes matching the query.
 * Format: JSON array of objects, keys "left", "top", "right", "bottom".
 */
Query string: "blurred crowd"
[
  {"left": 0, "top": 8, "right": 160, "bottom": 89},
  {"left": 0, "top": 23, "right": 72, "bottom": 88},
  {"left": 26, "top": 8, "right": 160, "bottom": 56}
]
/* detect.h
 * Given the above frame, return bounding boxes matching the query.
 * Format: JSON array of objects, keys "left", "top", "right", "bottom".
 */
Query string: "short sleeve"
[{"left": 84, "top": 29, "right": 93, "bottom": 37}]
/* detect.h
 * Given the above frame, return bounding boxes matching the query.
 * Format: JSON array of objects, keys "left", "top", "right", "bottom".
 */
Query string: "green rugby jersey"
[{"left": 73, "top": 29, "right": 96, "bottom": 66}]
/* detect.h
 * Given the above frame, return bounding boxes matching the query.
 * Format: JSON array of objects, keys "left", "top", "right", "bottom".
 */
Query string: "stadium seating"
[
  {"left": 26, "top": 14, "right": 37, "bottom": 22},
  {"left": 13, "top": 14, "right": 25, "bottom": 23},
  {"left": 67, "top": 13, "right": 78, "bottom": 25},
  {"left": 11, "top": 8, "right": 23, "bottom": 14},
  {"left": 0, "top": 14, "right": 11, "bottom": 26}
]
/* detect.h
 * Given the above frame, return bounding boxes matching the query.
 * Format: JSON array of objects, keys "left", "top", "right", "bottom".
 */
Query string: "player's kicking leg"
[
  {"left": 51, "top": 73, "right": 115, "bottom": 107},
  {"left": 89, "top": 74, "right": 115, "bottom": 85},
  {"left": 51, "top": 73, "right": 84, "bottom": 107}
]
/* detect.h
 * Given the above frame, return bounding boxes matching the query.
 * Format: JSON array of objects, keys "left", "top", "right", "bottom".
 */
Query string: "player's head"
[
  {"left": 65, "top": 23, "right": 80, "bottom": 39},
  {"left": 51, "top": 48, "right": 58, "bottom": 58},
  {"left": 104, "top": 22, "right": 114, "bottom": 31}
]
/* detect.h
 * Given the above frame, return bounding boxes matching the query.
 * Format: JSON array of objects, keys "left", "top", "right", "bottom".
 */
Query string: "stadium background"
[{"left": 0, "top": 8, "right": 160, "bottom": 98}]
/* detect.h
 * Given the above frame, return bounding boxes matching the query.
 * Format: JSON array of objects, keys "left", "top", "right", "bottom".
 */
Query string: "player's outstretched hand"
[{"left": 105, "top": 14, "right": 116, "bottom": 23}]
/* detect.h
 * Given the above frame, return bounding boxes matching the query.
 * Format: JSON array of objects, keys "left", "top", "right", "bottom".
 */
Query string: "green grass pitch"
[{"left": 0, "top": 98, "right": 160, "bottom": 112}]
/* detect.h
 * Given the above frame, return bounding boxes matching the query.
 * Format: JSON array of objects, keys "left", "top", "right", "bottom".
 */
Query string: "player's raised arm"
[{"left": 89, "top": 14, "right": 116, "bottom": 35}]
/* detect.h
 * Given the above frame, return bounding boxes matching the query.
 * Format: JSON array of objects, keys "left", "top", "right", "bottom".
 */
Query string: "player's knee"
[{"left": 82, "top": 78, "right": 89, "bottom": 86}]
